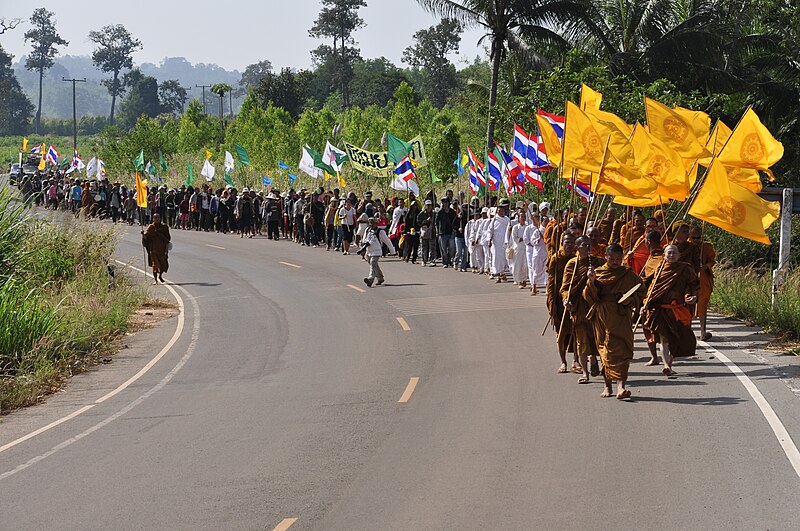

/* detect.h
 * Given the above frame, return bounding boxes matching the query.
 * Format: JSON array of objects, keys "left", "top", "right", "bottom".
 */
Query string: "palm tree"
[{"left": 416, "top": 0, "right": 589, "bottom": 150}]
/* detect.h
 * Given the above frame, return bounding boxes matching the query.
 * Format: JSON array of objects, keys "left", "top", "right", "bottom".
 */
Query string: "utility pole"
[
  {"left": 62, "top": 77, "right": 87, "bottom": 153},
  {"left": 182, "top": 86, "right": 192, "bottom": 113},
  {"left": 196, "top": 84, "right": 212, "bottom": 114},
  {"left": 229, "top": 91, "right": 234, "bottom": 118}
]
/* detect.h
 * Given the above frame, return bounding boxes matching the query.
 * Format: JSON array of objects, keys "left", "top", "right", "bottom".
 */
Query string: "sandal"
[
  {"left": 616, "top": 389, "right": 632, "bottom": 400},
  {"left": 578, "top": 376, "right": 590, "bottom": 384},
  {"left": 570, "top": 366, "right": 583, "bottom": 374},
  {"left": 557, "top": 364, "right": 568, "bottom": 374}
]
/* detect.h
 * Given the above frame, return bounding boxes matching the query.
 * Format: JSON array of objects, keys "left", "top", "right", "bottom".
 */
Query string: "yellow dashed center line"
[
  {"left": 272, "top": 518, "right": 298, "bottom": 531},
  {"left": 398, "top": 377, "right": 420, "bottom": 403},
  {"left": 347, "top": 284, "right": 366, "bottom": 293},
  {"left": 396, "top": 317, "right": 411, "bottom": 331}
]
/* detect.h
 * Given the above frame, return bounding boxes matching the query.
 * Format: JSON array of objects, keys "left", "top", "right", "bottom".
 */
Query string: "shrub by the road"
[{"left": 0, "top": 185, "right": 144, "bottom": 413}]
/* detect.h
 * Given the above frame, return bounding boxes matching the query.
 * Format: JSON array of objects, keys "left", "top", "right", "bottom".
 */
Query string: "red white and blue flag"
[
  {"left": 467, "top": 146, "right": 486, "bottom": 194},
  {"left": 485, "top": 150, "right": 501, "bottom": 191},
  {"left": 537, "top": 109, "right": 565, "bottom": 138},
  {"left": 393, "top": 155, "right": 415, "bottom": 181},
  {"left": 30, "top": 144, "right": 42, "bottom": 155},
  {"left": 512, "top": 125, "right": 530, "bottom": 178},
  {"left": 495, "top": 145, "right": 524, "bottom": 196},
  {"left": 72, "top": 149, "right": 82, "bottom": 169},
  {"left": 99, "top": 159, "right": 107, "bottom": 177},
  {"left": 46, "top": 145, "right": 60, "bottom": 166},
  {"left": 566, "top": 180, "right": 594, "bottom": 203}
]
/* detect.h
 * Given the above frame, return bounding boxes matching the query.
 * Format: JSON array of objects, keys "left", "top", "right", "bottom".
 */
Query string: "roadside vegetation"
[{"left": 0, "top": 185, "right": 146, "bottom": 413}]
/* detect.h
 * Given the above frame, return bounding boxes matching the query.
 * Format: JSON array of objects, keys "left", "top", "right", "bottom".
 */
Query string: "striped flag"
[
  {"left": 537, "top": 109, "right": 565, "bottom": 137},
  {"left": 486, "top": 150, "right": 501, "bottom": 192},
  {"left": 566, "top": 180, "right": 594, "bottom": 203},
  {"left": 467, "top": 147, "right": 486, "bottom": 194},
  {"left": 393, "top": 155, "right": 415, "bottom": 181},
  {"left": 46, "top": 145, "right": 60, "bottom": 166},
  {"left": 30, "top": 144, "right": 42, "bottom": 155},
  {"left": 496, "top": 145, "right": 524, "bottom": 195}
]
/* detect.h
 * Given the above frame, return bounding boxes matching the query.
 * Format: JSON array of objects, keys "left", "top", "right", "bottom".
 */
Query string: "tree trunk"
[
  {"left": 485, "top": 39, "right": 502, "bottom": 207},
  {"left": 35, "top": 68, "right": 44, "bottom": 134},
  {"left": 109, "top": 71, "right": 119, "bottom": 125}
]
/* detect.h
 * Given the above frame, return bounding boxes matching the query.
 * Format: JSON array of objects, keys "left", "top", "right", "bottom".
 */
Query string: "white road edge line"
[
  {"left": 279, "top": 261, "right": 302, "bottom": 269},
  {"left": 701, "top": 340, "right": 800, "bottom": 479},
  {"left": 206, "top": 244, "right": 225, "bottom": 250},
  {"left": 396, "top": 317, "right": 411, "bottom": 331},
  {"left": 0, "top": 265, "right": 201, "bottom": 482},
  {"left": 272, "top": 518, "right": 298, "bottom": 531},
  {"left": 347, "top": 284, "right": 366, "bottom": 293},
  {"left": 398, "top": 377, "right": 420, "bottom": 403}
]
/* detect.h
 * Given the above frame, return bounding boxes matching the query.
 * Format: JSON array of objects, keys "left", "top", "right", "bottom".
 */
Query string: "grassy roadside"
[
  {"left": 711, "top": 266, "right": 800, "bottom": 347},
  {"left": 0, "top": 186, "right": 148, "bottom": 414}
]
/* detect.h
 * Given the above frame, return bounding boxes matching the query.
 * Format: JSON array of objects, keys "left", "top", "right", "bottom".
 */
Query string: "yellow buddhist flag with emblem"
[
  {"left": 645, "top": 97, "right": 709, "bottom": 159},
  {"left": 717, "top": 107, "right": 783, "bottom": 180},
  {"left": 22, "top": 137, "right": 28, "bottom": 151},
  {"left": 563, "top": 101, "right": 604, "bottom": 174},
  {"left": 535, "top": 113, "right": 562, "bottom": 168},
  {"left": 699, "top": 120, "right": 732, "bottom": 166},
  {"left": 135, "top": 171, "right": 148, "bottom": 208},
  {"left": 613, "top": 194, "right": 670, "bottom": 208},
  {"left": 586, "top": 111, "right": 635, "bottom": 165},
  {"left": 689, "top": 160, "right": 780, "bottom": 244},
  {"left": 38, "top": 154, "right": 46, "bottom": 170},
  {"left": 580, "top": 84, "right": 602, "bottom": 111},
  {"left": 593, "top": 142, "right": 657, "bottom": 198},
  {"left": 673, "top": 105, "right": 711, "bottom": 145},
  {"left": 724, "top": 165, "right": 762, "bottom": 192},
  {"left": 699, "top": 119, "right": 762, "bottom": 190},
  {"left": 585, "top": 107, "right": 632, "bottom": 136},
  {"left": 630, "top": 125, "right": 689, "bottom": 200}
]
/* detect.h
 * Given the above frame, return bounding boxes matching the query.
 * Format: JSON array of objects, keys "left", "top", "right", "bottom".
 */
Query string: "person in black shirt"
[{"left": 435, "top": 197, "right": 458, "bottom": 268}]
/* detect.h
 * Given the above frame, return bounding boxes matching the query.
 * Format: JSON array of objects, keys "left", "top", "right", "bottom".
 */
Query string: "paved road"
[{"left": 1, "top": 221, "right": 799, "bottom": 530}]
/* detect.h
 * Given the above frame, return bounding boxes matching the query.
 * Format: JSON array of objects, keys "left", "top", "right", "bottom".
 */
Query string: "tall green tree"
[
  {"left": 253, "top": 68, "right": 303, "bottom": 117},
  {"left": 0, "top": 44, "right": 34, "bottom": 135},
  {"left": 23, "top": 8, "right": 68, "bottom": 133},
  {"left": 237, "top": 60, "right": 273, "bottom": 96},
  {"left": 158, "top": 80, "right": 188, "bottom": 115},
  {"left": 402, "top": 18, "right": 463, "bottom": 107},
  {"left": 309, "top": 0, "right": 367, "bottom": 107},
  {"left": 388, "top": 81, "right": 421, "bottom": 139},
  {"left": 89, "top": 24, "right": 143, "bottom": 126},
  {"left": 416, "top": 0, "right": 584, "bottom": 151},
  {"left": 119, "top": 69, "right": 161, "bottom": 128}
]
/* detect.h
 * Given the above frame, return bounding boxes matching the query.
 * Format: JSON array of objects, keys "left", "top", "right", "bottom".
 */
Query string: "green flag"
[
  {"left": 223, "top": 170, "right": 234, "bottom": 187},
  {"left": 233, "top": 144, "right": 251, "bottom": 166},
  {"left": 133, "top": 149, "right": 145, "bottom": 172},
  {"left": 387, "top": 133, "right": 413, "bottom": 165},
  {"left": 431, "top": 169, "right": 442, "bottom": 184},
  {"left": 159, "top": 150, "right": 167, "bottom": 171},
  {"left": 306, "top": 144, "right": 335, "bottom": 176},
  {"left": 58, "top": 157, "right": 70, "bottom": 170},
  {"left": 184, "top": 163, "right": 195, "bottom": 186}
]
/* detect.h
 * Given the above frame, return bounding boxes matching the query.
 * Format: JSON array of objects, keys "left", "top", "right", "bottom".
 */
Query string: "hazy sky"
[{"left": 1, "top": 0, "right": 487, "bottom": 71}]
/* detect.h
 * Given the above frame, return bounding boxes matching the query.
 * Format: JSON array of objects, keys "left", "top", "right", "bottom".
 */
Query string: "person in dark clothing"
[
  {"left": 435, "top": 197, "right": 458, "bottom": 268},
  {"left": 403, "top": 201, "right": 420, "bottom": 264}
]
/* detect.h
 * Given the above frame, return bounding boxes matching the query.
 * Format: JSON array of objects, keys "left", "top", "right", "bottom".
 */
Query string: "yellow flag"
[
  {"left": 689, "top": 160, "right": 780, "bottom": 244},
  {"left": 323, "top": 170, "right": 333, "bottom": 182},
  {"left": 22, "top": 137, "right": 28, "bottom": 151},
  {"left": 337, "top": 173, "right": 346, "bottom": 188},
  {"left": 585, "top": 107, "right": 632, "bottom": 136},
  {"left": 724, "top": 165, "right": 762, "bottom": 192},
  {"left": 672, "top": 105, "right": 711, "bottom": 145},
  {"left": 630, "top": 125, "right": 689, "bottom": 201},
  {"left": 135, "top": 172, "right": 148, "bottom": 209},
  {"left": 717, "top": 107, "right": 783, "bottom": 179},
  {"left": 698, "top": 120, "right": 732, "bottom": 166},
  {"left": 38, "top": 154, "right": 46, "bottom": 170},
  {"left": 205, "top": 150, "right": 213, "bottom": 160},
  {"left": 645, "top": 97, "right": 709, "bottom": 159},
  {"left": 594, "top": 142, "right": 657, "bottom": 198},
  {"left": 613, "top": 194, "right": 670, "bottom": 208},
  {"left": 563, "top": 101, "right": 604, "bottom": 174},
  {"left": 580, "top": 84, "right": 602, "bottom": 111},
  {"left": 535, "top": 113, "right": 562, "bottom": 168},
  {"left": 586, "top": 111, "right": 635, "bottom": 165}
]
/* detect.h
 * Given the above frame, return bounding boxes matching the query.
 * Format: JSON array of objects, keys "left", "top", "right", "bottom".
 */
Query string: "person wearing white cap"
[
  {"left": 465, "top": 209, "right": 484, "bottom": 273},
  {"left": 479, "top": 206, "right": 492, "bottom": 274},
  {"left": 524, "top": 211, "right": 548, "bottom": 294},
  {"left": 486, "top": 199, "right": 511, "bottom": 282}
]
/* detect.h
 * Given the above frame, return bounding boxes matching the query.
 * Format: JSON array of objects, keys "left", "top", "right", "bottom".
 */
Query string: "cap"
[
  {"left": 365, "top": 190, "right": 373, "bottom": 196},
  {"left": 424, "top": 199, "right": 433, "bottom": 205},
  {"left": 498, "top": 198, "right": 511, "bottom": 208},
  {"left": 243, "top": 187, "right": 250, "bottom": 193},
  {"left": 539, "top": 201, "right": 550, "bottom": 211},
  {"left": 481, "top": 207, "right": 489, "bottom": 214}
]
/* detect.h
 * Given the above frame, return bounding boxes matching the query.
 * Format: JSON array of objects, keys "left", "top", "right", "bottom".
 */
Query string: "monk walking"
[
  {"left": 690, "top": 225, "right": 716, "bottom": 340},
  {"left": 642, "top": 244, "right": 699, "bottom": 376},
  {"left": 584, "top": 244, "right": 645, "bottom": 399},
  {"left": 142, "top": 213, "right": 171, "bottom": 284},
  {"left": 547, "top": 232, "right": 577, "bottom": 373}
]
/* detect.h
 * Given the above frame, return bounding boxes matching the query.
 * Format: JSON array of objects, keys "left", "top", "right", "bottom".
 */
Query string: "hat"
[
  {"left": 267, "top": 192, "right": 279, "bottom": 200},
  {"left": 481, "top": 207, "right": 489, "bottom": 214},
  {"left": 243, "top": 187, "right": 250, "bottom": 193},
  {"left": 339, "top": 199, "right": 346, "bottom": 206},
  {"left": 515, "top": 201, "right": 525, "bottom": 210},
  {"left": 365, "top": 190, "right": 373, "bottom": 196},
  {"left": 539, "top": 201, "right": 550, "bottom": 212},
  {"left": 424, "top": 199, "right": 433, "bottom": 205},
  {"left": 498, "top": 198, "right": 510, "bottom": 208},
  {"left": 489, "top": 207, "right": 497, "bottom": 215}
]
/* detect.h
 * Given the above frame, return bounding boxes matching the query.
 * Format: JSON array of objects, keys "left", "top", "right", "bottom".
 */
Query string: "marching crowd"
[{"left": 18, "top": 171, "right": 716, "bottom": 401}]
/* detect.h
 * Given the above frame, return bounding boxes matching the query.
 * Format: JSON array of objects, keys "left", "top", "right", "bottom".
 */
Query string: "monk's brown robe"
[
  {"left": 544, "top": 220, "right": 568, "bottom": 256},
  {"left": 560, "top": 255, "right": 606, "bottom": 362},
  {"left": 676, "top": 240, "right": 701, "bottom": 274},
  {"left": 142, "top": 222, "right": 171, "bottom": 274},
  {"left": 640, "top": 248, "right": 664, "bottom": 344},
  {"left": 642, "top": 261, "right": 699, "bottom": 358},
  {"left": 590, "top": 243, "right": 607, "bottom": 260},
  {"left": 609, "top": 216, "right": 626, "bottom": 245},
  {"left": 597, "top": 216, "right": 615, "bottom": 245},
  {"left": 692, "top": 239, "right": 716, "bottom": 318},
  {"left": 621, "top": 224, "right": 644, "bottom": 253},
  {"left": 584, "top": 264, "right": 645, "bottom": 381},
  {"left": 547, "top": 249, "right": 575, "bottom": 354}
]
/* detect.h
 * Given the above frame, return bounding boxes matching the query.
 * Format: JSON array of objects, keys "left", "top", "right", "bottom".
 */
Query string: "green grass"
[
  {"left": 711, "top": 266, "right": 800, "bottom": 341},
  {"left": 0, "top": 184, "right": 146, "bottom": 413}
]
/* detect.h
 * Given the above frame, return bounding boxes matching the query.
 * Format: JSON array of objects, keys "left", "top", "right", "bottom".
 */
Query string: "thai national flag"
[
  {"left": 537, "top": 109, "right": 565, "bottom": 138},
  {"left": 30, "top": 144, "right": 42, "bottom": 155},
  {"left": 393, "top": 155, "right": 415, "bottom": 181},
  {"left": 46, "top": 145, "right": 60, "bottom": 166},
  {"left": 512, "top": 125, "right": 529, "bottom": 176},
  {"left": 72, "top": 149, "right": 81, "bottom": 168},
  {"left": 99, "top": 159, "right": 107, "bottom": 177},
  {"left": 524, "top": 134, "right": 545, "bottom": 191},
  {"left": 486, "top": 150, "right": 501, "bottom": 192},
  {"left": 566, "top": 180, "right": 594, "bottom": 203},
  {"left": 496, "top": 145, "right": 524, "bottom": 195},
  {"left": 467, "top": 147, "right": 486, "bottom": 194}
]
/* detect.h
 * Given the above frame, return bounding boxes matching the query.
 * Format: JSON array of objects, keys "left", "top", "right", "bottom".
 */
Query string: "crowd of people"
[{"left": 16, "top": 170, "right": 717, "bottom": 401}]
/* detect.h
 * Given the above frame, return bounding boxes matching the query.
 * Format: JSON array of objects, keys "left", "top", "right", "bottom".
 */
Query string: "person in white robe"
[
  {"left": 524, "top": 212, "right": 548, "bottom": 294},
  {"left": 479, "top": 208, "right": 493, "bottom": 275},
  {"left": 509, "top": 209, "right": 529, "bottom": 287},
  {"left": 465, "top": 210, "right": 485, "bottom": 273},
  {"left": 486, "top": 200, "right": 511, "bottom": 282}
]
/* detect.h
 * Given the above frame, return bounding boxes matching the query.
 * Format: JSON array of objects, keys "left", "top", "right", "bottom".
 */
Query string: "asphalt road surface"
[{"left": 1, "top": 218, "right": 799, "bottom": 530}]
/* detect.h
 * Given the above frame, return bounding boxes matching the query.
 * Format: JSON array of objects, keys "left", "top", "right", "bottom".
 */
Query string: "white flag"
[
  {"left": 299, "top": 146, "right": 322, "bottom": 179},
  {"left": 201, "top": 158, "right": 216, "bottom": 181},
  {"left": 225, "top": 151, "right": 235, "bottom": 173},
  {"left": 390, "top": 175, "right": 419, "bottom": 196},
  {"left": 86, "top": 157, "right": 98, "bottom": 177},
  {"left": 323, "top": 141, "right": 347, "bottom": 172}
]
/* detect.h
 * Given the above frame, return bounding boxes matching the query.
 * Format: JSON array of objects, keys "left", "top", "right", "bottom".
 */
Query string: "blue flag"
[
  {"left": 454, "top": 152, "right": 465, "bottom": 176},
  {"left": 288, "top": 173, "right": 297, "bottom": 184},
  {"left": 262, "top": 176, "right": 273, "bottom": 186},
  {"left": 278, "top": 160, "right": 290, "bottom": 170}
]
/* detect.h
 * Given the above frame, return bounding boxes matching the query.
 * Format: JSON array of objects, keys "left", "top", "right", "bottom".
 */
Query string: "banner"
[{"left": 344, "top": 135, "right": 427, "bottom": 177}]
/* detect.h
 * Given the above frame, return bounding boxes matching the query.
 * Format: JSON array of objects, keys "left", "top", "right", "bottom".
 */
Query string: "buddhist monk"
[
  {"left": 585, "top": 244, "right": 646, "bottom": 399},
  {"left": 642, "top": 244, "right": 699, "bottom": 376},
  {"left": 142, "top": 213, "right": 171, "bottom": 284},
  {"left": 544, "top": 208, "right": 570, "bottom": 256},
  {"left": 640, "top": 231, "right": 665, "bottom": 366},
  {"left": 673, "top": 222, "right": 701, "bottom": 274},
  {"left": 597, "top": 206, "right": 616, "bottom": 245},
  {"left": 561, "top": 236, "right": 606, "bottom": 383},
  {"left": 547, "top": 232, "right": 576, "bottom": 373},
  {"left": 690, "top": 225, "right": 716, "bottom": 340},
  {"left": 620, "top": 210, "right": 645, "bottom": 253},
  {"left": 587, "top": 226, "right": 607, "bottom": 259},
  {"left": 626, "top": 217, "right": 659, "bottom": 274},
  {"left": 608, "top": 209, "right": 627, "bottom": 245}
]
